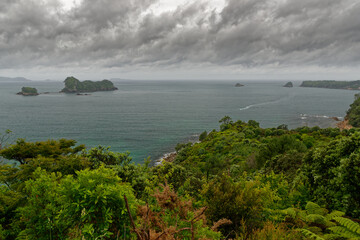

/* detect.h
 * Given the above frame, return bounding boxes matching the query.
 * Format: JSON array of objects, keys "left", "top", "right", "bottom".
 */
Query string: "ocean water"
[{"left": 0, "top": 80, "right": 357, "bottom": 163}]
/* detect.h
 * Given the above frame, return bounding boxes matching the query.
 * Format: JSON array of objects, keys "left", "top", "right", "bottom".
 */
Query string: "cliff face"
[{"left": 61, "top": 77, "right": 118, "bottom": 93}]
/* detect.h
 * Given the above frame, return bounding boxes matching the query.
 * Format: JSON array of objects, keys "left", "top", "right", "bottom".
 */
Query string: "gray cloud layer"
[{"left": 1, "top": 0, "right": 360, "bottom": 72}]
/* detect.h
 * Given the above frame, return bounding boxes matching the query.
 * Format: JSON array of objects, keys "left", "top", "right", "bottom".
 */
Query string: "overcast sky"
[{"left": 1, "top": 0, "right": 360, "bottom": 80}]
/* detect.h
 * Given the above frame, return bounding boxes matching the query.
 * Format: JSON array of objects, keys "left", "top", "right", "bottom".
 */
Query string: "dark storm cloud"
[{"left": 1, "top": 0, "right": 360, "bottom": 70}]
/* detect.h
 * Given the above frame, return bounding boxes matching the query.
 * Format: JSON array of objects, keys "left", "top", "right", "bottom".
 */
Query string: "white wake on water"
[{"left": 239, "top": 95, "right": 292, "bottom": 111}]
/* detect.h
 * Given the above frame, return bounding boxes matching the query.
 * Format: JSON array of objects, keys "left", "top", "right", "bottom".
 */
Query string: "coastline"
[
  {"left": 154, "top": 151, "right": 177, "bottom": 166},
  {"left": 155, "top": 115, "right": 349, "bottom": 167}
]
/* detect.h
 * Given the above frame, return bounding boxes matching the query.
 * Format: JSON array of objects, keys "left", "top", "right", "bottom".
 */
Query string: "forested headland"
[
  {"left": 2, "top": 98, "right": 360, "bottom": 239},
  {"left": 300, "top": 80, "right": 360, "bottom": 90}
]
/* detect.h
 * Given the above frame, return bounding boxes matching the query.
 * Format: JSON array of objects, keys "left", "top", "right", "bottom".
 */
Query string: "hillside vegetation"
[
  {"left": 300, "top": 80, "right": 360, "bottom": 90},
  {"left": 346, "top": 93, "right": 360, "bottom": 127},
  {"left": 2, "top": 98, "right": 360, "bottom": 239}
]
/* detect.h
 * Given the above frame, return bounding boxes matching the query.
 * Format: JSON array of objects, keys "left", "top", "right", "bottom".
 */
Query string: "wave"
[
  {"left": 239, "top": 95, "right": 292, "bottom": 111},
  {"left": 300, "top": 114, "right": 344, "bottom": 120}
]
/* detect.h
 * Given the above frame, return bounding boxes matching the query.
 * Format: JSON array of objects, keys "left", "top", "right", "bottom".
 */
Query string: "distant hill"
[
  {"left": 0, "top": 77, "right": 31, "bottom": 82},
  {"left": 61, "top": 76, "right": 118, "bottom": 93},
  {"left": 300, "top": 80, "right": 360, "bottom": 90}
]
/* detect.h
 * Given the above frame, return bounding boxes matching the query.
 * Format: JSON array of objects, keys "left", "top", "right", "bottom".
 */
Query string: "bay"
[{"left": 0, "top": 80, "right": 357, "bottom": 163}]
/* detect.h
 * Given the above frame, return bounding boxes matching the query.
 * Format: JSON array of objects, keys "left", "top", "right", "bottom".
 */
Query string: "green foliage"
[
  {"left": 257, "top": 134, "right": 307, "bottom": 169},
  {"left": 0, "top": 186, "right": 23, "bottom": 239},
  {"left": 2, "top": 116, "right": 360, "bottom": 239},
  {"left": 199, "top": 130, "right": 208, "bottom": 142},
  {"left": 279, "top": 201, "right": 360, "bottom": 240},
  {"left": 174, "top": 120, "right": 261, "bottom": 178},
  {"left": 82, "top": 146, "right": 132, "bottom": 168},
  {"left": 248, "top": 119, "right": 260, "bottom": 128},
  {"left": 299, "top": 228, "right": 324, "bottom": 240},
  {"left": 21, "top": 87, "right": 38, "bottom": 95},
  {"left": 329, "top": 217, "right": 360, "bottom": 239},
  {"left": 219, "top": 116, "right": 233, "bottom": 131},
  {"left": 17, "top": 169, "right": 64, "bottom": 239},
  {"left": 347, "top": 94, "right": 360, "bottom": 127},
  {"left": 277, "top": 124, "right": 289, "bottom": 130},
  {"left": 0, "top": 129, "right": 13, "bottom": 150},
  {"left": 112, "top": 160, "right": 153, "bottom": 199},
  {"left": 61, "top": 76, "right": 117, "bottom": 93},
  {"left": 59, "top": 166, "right": 137, "bottom": 239},
  {"left": 0, "top": 138, "right": 85, "bottom": 164},
  {"left": 203, "top": 174, "right": 273, "bottom": 237},
  {"left": 302, "top": 133, "right": 360, "bottom": 217},
  {"left": 247, "top": 222, "right": 302, "bottom": 240},
  {"left": 151, "top": 162, "right": 188, "bottom": 192},
  {"left": 17, "top": 166, "right": 137, "bottom": 239},
  {"left": 300, "top": 80, "right": 360, "bottom": 90}
]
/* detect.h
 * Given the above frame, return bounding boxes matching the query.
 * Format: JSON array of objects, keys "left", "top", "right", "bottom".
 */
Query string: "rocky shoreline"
[
  {"left": 154, "top": 152, "right": 177, "bottom": 166},
  {"left": 337, "top": 119, "right": 353, "bottom": 130}
]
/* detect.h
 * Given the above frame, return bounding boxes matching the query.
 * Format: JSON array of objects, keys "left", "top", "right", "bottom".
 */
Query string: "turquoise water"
[{"left": 0, "top": 80, "right": 357, "bottom": 163}]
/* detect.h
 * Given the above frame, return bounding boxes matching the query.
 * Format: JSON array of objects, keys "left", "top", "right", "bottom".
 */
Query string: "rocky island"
[
  {"left": 61, "top": 76, "right": 118, "bottom": 93},
  {"left": 283, "top": 82, "right": 293, "bottom": 87},
  {"left": 300, "top": 80, "right": 360, "bottom": 90},
  {"left": 16, "top": 87, "right": 39, "bottom": 96},
  {"left": 235, "top": 83, "right": 244, "bottom": 87}
]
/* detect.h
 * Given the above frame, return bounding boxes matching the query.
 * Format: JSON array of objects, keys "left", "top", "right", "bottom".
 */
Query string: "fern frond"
[
  {"left": 306, "top": 214, "right": 327, "bottom": 225},
  {"left": 332, "top": 217, "right": 360, "bottom": 235},
  {"left": 305, "top": 202, "right": 328, "bottom": 216},
  {"left": 325, "top": 211, "right": 345, "bottom": 221},
  {"left": 297, "top": 210, "right": 308, "bottom": 222},
  {"left": 322, "top": 233, "right": 341, "bottom": 240},
  {"left": 282, "top": 208, "right": 297, "bottom": 219},
  {"left": 307, "top": 226, "right": 323, "bottom": 234},
  {"left": 299, "top": 228, "right": 325, "bottom": 240},
  {"left": 328, "top": 226, "right": 360, "bottom": 239}
]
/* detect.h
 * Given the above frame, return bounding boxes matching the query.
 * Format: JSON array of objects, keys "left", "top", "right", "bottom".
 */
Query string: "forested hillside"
[
  {"left": 1, "top": 109, "right": 360, "bottom": 239},
  {"left": 300, "top": 80, "right": 360, "bottom": 90}
]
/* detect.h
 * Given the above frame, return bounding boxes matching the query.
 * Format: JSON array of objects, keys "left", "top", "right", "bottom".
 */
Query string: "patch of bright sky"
[
  {"left": 58, "top": 0, "right": 225, "bottom": 13},
  {"left": 149, "top": 0, "right": 225, "bottom": 15},
  {"left": 58, "top": 0, "right": 83, "bottom": 11}
]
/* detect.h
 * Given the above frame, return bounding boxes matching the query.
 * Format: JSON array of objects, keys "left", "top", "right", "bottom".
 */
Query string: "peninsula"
[
  {"left": 61, "top": 76, "right": 118, "bottom": 93},
  {"left": 16, "top": 87, "right": 39, "bottom": 96},
  {"left": 300, "top": 80, "right": 360, "bottom": 90}
]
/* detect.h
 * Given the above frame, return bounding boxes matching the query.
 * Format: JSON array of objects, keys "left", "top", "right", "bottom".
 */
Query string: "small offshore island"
[
  {"left": 300, "top": 80, "right": 360, "bottom": 90},
  {"left": 235, "top": 83, "right": 244, "bottom": 87},
  {"left": 61, "top": 76, "right": 118, "bottom": 93},
  {"left": 16, "top": 87, "right": 39, "bottom": 96},
  {"left": 283, "top": 82, "right": 293, "bottom": 87}
]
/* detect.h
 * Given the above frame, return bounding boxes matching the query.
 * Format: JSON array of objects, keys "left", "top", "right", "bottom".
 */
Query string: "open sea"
[{"left": 0, "top": 80, "right": 357, "bottom": 163}]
